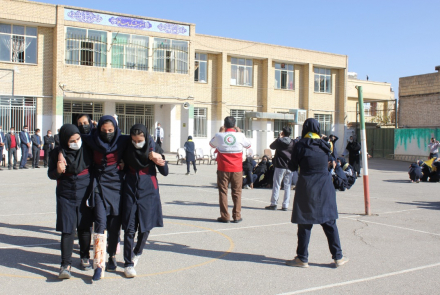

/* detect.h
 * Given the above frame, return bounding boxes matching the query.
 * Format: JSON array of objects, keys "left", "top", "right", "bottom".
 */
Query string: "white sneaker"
[
  {"left": 133, "top": 254, "right": 141, "bottom": 267},
  {"left": 334, "top": 256, "right": 349, "bottom": 268},
  {"left": 244, "top": 185, "right": 251, "bottom": 189},
  {"left": 124, "top": 266, "right": 137, "bottom": 278}
]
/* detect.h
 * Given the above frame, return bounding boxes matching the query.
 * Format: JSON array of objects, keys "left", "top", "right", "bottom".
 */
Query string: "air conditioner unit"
[{"left": 289, "top": 109, "right": 307, "bottom": 124}]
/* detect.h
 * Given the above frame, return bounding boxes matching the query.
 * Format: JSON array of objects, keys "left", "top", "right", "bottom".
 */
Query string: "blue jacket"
[
  {"left": 19, "top": 131, "right": 31, "bottom": 146},
  {"left": 0, "top": 131, "right": 5, "bottom": 150}
]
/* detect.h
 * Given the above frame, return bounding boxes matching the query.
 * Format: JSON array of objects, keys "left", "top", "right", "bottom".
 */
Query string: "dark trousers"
[
  {"left": 296, "top": 219, "right": 342, "bottom": 263},
  {"left": 43, "top": 148, "right": 50, "bottom": 166},
  {"left": 20, "top": 144, "right": 28, "bottom": 167},
  {"left": 243, "top": 170, "right": 253, "bottom": 186},
  {"left": 32, "top": 148, "right": 40, "bottom": 167},
  {"left": 123, "top": 209, "right": 150, "bottom": 267},
  {"left": 8, "top": 147, "right": 17, "bottom": 168},
  {"left": 94, "top": 196, "right": 121, "bottom": 257},
  {"left": 429, "top": 153, "right": 438, "bottom": 159},
  {"left": 186, "top": 160, "right": 197, "bottom": 173},
  {"left": 156, "top": 138, "right": 162, "bottom": 148},
  {"left": 217, "top": 171, "right": 242, "bottom": 221},
  {"left": 60, "top": 230, "right": 91, "bottom": 267}
]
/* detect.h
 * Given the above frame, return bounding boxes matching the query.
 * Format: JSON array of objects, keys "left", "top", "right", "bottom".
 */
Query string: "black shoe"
[
  {"left": 281, "top": 207, "right": 288, "bottom": 211},
  {"left": 217, "top": 217, "right": 230, "bottom": 223},
  {"left": 92, "top": 267, "right": 103, "bottom": 281},
  {"left": 106, "top": 256, "right": 117, "bottom": 272},
  {"left": 19, "top": 167, "right": 23, "bottom": 169},
  {"left": 232, "top": 218, "right": 243, "bottom": 223},
  {"left": 13, "top": 167, "right": 18, "bottom": 170},
  {"left": 23, "top": 166, "right": 28, "bottom": 169},
  {"left": 35, "top": 166, "right": 40, "bottom": 169},
  {"left": 265, "top": 205, "right": 277, "bottom": 210},
  {"left": 44, "top": 165, "right": 47, "bottom": 168},
  {"left": 8, "top": 167, "right": 12, "bottom": 170}
]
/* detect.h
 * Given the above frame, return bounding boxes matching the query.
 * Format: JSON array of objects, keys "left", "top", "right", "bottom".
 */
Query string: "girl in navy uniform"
[
  {"left": 408, "top": 160, "right": 423, "bottom": 183},
  {"left": 48, "top": 124, "right": 93, "bottom": 279},
  {"left": 184, "top": 136, "right": 196, "bottom": 175},
  {"left": 122, "top": 124, "right": 168, "bottom": 278},
  {"left": 337, "top": 156, "right": 357, "bottom": 189}
]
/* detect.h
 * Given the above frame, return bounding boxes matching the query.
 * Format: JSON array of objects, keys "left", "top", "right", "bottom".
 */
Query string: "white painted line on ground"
[
  {"left": 345, "top": 218, "right": 440, "bottom": 236},
  {"left": 377, "top": 208, "right": 423, "bottom": 215},
  {"left": 0, "top": 212, "right": 56, "bottom": 217},
  {"left": 277, "top": 262, "right": 440, "bottom": 295},
  {"left": 0, "top": 243, "right": 59, "bottom": 249}
]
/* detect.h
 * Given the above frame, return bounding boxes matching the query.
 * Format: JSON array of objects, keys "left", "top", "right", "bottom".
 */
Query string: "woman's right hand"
[
  {"left": 58, "top": 151, "right": 67, "bottom": 166},
  {"left": 57, "top": 161, "right": 66, "bottom": 174}
]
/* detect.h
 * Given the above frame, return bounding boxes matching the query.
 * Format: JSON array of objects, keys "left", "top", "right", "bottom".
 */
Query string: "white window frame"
[
  {"left": 314, "top": 114, "right": 332, "bottom": 136},
  {"left": 230, "top": 57, "right": 253, "bottom": 87},
  {"left": 230, "top": 109, "right": 253, "bottom": 138},
  {"left": 193, "top": 107, "right": 207, "bottom": 137},
  {"left": 314, "top": 67, "right": 332, "bottom": 93},
  {"left": 153, "top": 38, "right": 188, "bottom": 74},
  {"left": 273, "top": 119, "right": 293, "bottom": 138},
  {"left": 110, "top": 33, "right": 149, "bottom": 71},
  {"left": 275, "top": 63, "right": 294, "bottom": 90},
  {"left": 65, "top": 27, "right": 108, "bottom": 67},
  {"left": 194, "top": 53, "right": 207, "bottom": 83},
  {"left": 0, "top": 23, "right": 37, "bottom": 64}
]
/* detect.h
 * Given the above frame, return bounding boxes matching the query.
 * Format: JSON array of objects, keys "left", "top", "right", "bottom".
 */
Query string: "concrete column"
[
  {"left": 302, "top": 63, "right": 313, "bottom": 118},
  {"left": 104, "top": 101, "right": 116, "bottom": 116},
  {"left": 52, "top": 6, "right": 65, "bottom": 132}
]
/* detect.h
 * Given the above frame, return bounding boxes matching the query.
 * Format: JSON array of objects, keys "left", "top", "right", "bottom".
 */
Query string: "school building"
[{"left": 0, "top": 0, "right": 395, "bottom": 158}]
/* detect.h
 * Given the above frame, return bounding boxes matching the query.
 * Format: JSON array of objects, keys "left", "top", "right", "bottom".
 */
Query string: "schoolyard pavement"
[{"left": 0, "top": 158, "right": 439, "bottom": 294}]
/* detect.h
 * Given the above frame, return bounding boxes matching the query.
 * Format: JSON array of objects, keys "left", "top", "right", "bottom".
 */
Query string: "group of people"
[
  {"left": 408, "top": 138, "right": 440, "bottom": 183},
  {"left": 46, "top": 114, "right": 166, "bottom": 281},
  {"left": 0, "top": 125, "right": 57, "bottom": 170},
  {"left": 209, "top": 117, "right": 349, "bottom": 267}
]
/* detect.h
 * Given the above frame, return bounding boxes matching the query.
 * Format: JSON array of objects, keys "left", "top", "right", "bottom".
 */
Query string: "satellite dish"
[{"left": 183, "top": 102, "right": 190, "bottom": 109}]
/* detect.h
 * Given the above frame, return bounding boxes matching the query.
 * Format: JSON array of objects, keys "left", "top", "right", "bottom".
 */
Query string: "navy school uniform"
[
  {"left": 338, "top": 157, "right": 356, "bottom": 189},
  {"left": 429, "top": 162, "right": 440, "bottom": 182},
  {"left": 408, "top": 163, "right": 423, "bottom": 182},
  {"left": 331, "top": 164, "right": 349, "bottom": 191}
]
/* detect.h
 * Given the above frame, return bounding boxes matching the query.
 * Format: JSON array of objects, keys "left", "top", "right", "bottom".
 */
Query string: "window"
[
  {"left": 314, "top": 114, "right": 332, "bottom": 136},
  {"left": 116, "top": 103, "right": 154, "bottom": 135},
  {"left": 274, "top": 120, "right": 293, "bottom": 138},
  {"left": 231, "top": 58, "right": 252, "bottom": 87},
  {"left": 275, "top": 63, "right": 294, "bottom": 90},
  {"left": 153, "top": 38, "right": 188, "bottom": 74},
  {"left": 65, "top": 27, "right": 107, "bottom": 67},
  {"left": 314, "top": 68, "right": 332, "bottom": 93},
  {"left": 0, "top": 23, "right": 37, "bottom": 64},
  {"left": 364, "top": 103, "right": 371, "bottom": 116},
  {"left": 193, "top": 107, "right": 207, "bottom": 137},
  {"left": 0, "top": 97, "right": 36, "bottom": 133},
  {"left": 194, "top": 53, "right": 207, "bottom": 83},
  {"left": 63, "top": 101, "right": 103, "bottom": 125},
  {"left": 230, "top": 109, "right": 253, "bottom": 138},
  {"left": 111, "top": 33, "right": 148, "bottom": 71}
]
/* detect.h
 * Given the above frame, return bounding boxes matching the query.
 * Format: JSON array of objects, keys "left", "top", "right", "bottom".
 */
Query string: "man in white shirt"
[{"left": 154, "top": 123, "right": 164, "bottom": 148}]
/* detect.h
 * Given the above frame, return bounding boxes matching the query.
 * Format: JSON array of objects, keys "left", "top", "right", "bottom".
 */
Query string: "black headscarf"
[
  {"left": 338, "top": 156, "right": 348, "bottom": 167},
  {"left": 300, "top": 118, "right": 331, "bottom": 154},
  {"left": 124, "top": 124, "right": 153, "bottom": 170},
  {"left": 88, "top": 115, "right": 122, "bottom": 154},
  {"left": 59, "top": 124, "right": 90, "bottom": 175}
]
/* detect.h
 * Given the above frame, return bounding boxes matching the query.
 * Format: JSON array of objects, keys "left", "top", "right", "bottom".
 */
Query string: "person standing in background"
[
  {"left": 184, "top": 136, "right": 197, "bottom": 175},
  {"left": 345, "top": 136, "right": 361, "bottom": 177},
  {"left": 428, "top": 138, "right": 439, "bottom": 159},
  {"left": 154, "top": 123, "right": 164, "bottom": 148},
  {"left": 31, "top": 129, "right": 42, "bottom": 168},
  {"left": 5, "top": 127, "right": 20, "bottom": 170},
  {"left": 19, "top": 125, "right": 31, "bottom": 169},
  {"left": 0, "top": 125, "right": 5, "bottom": 171},
  {"left": 54, "top": 129, "right": 60, "bottom": 148},
  {"left": 43, "top": 130, "right": 54, "bottom": 168}
]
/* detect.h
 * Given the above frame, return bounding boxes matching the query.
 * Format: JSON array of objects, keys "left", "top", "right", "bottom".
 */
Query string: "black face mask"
[
  {"left": 79, "top": 124, "right": 90, "bottom": 134},
  {"left": 100, "top": 131, "right": 115, "bottom": 143}
]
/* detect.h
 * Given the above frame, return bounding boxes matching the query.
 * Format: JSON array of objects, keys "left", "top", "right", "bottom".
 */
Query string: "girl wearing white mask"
[
  {"left": 121, "top": 123, "right": 168, "bottom": 278},
  {"left": 48, "top": 124, "right": 93, "bottom": 279}
]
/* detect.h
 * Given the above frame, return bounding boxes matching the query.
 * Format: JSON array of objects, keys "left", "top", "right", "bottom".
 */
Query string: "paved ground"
[{"left": 0, "top": 158, "right": 439, "bottom": 294}]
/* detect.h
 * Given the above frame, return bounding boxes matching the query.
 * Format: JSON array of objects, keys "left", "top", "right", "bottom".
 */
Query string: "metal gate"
[
  {"left": 365, "top": 128, "right": 395, "bottom": 158},
  {"left": 0, "top": 97, "right": 36, "bottom": 133},
  {"left": 63, "top": 100, "right": 104, "bottom": 125},
  {"left": 116, "top": 103, "right": 154, "bottom": 135}
]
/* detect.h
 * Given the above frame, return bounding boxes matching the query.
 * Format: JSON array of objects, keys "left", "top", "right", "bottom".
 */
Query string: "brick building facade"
[{"left": 0, "top": 0, "right": 393, "bottom": 157}]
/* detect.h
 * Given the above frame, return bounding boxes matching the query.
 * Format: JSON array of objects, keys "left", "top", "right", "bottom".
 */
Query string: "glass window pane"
[
  {"left": 199, "top": 61, "right": 207, "bottom": 82},
  {"left": 288, "top": 71, "right": 294, "bottom": 90},
  {"left": 0, "top": 23, "right": 11, "bottom": 34},
  {"left": 172, "top": 40, "right": 187, "bottom": 50},
  {"left": 194, "top": 61, "right": 199, "bottom": 81},
  {"left": 314, "top": 67, "right": 319, "bottom": 74},
  {"left": 238, "top": 66, "right": 245, "bottom": 85},
  {"left": 326, "top": 69, "right": 331, "bottom": 75},
  {"left": 281, "top": 70, "right": 287, "bottom": 89},
  {"left": 320, "top": 76, "right": 325, "bottom": 92},
  {"left": 231, "top": 57, "right": 237, "bottom": 65},
  {"left": 314, "top": 74, "right": 319, "bottom": 92},
  {"left": 245, "top": 66, "right": 252, "bottom": 86},
  {"left": 0, "top": 35, "right": 10, "bottom": 61},
  {"left": 275, "top": 70, "right": 281, "bottom": 89},
  {"left": 66, "top": 27, "right": 86, "bottom": 39},
  {"left": 319, "top": 68, "right": 325, "bottom": 74},
  {"left": 200, "top": 53, "right": 207, "bottom": 61},
  {"left": 230, "top": 65, "right": 237, "bottom": 85},
  {"left": 238, "top": 58, "right": 245, "bottom": 65},
  {"left": 25, "top": 37, "right": 37, "bottom": 64},
  {"left": 13, "top": 25, "right": 25, "bottom": 35},
  {"left": 195, "top": 53, "right": 199, "bottom": 60},
  {"left": 154, "top": 38, "right": 169, "bottom": 47},
  {"left": 288, "top": 64, "right": 294, "bottom": 71},
  {"left": 325, "top": 75, "right": 331, "bottom": 93},
  {"left": 88, "top": 30, "right": 107, "bottom": 42},
  {"left": 275, "top": 63, "right": 280, "bottom": 69},
  {"left": 111, "top": 44, "right": 124, "bottom": 68},
  {"left": 131, "top": 35, "right": 148, "bottom": 46},
  {"left": 246, "top": 59, "right": 252, "bottom": 66},
  {"left": 26, "top": 27, "right": 37, "bottom": 36}
]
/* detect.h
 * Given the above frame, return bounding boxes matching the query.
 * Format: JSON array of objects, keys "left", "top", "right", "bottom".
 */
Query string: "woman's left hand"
[{"left": 149, "top": 151, "right": 165, "bottom": 166}]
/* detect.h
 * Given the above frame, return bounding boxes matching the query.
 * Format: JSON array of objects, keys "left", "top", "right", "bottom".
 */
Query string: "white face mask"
[
  {"left": 132, "top": 140, "right": 145, "bottom": 149},
  {"left": 36, "top": 133, "right": 40, "bottom": 136},
  {"left": 48, "top": 134, "right": 52, "bottom": 137},
  {"left": 10, "top": 130, "right": 14, "bottom": 134},
  {"left": 349, "top": 139, "right": 353, "bottom": 143},
  {"left": 23, "top": 129, "right": 28, "bottom": 132},
  {"left": 69, "top": 139, "right": 82, "bottom": 150}
]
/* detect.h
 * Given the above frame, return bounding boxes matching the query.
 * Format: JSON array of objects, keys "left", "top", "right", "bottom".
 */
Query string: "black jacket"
[
  {"left": 43, "top": 135, "right": 55, "bottom": 150},
  {"left": 270, "top": 137, "right": 296, "bottom": 169}
]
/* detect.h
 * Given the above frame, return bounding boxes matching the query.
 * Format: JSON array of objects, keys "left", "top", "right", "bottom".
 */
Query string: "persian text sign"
[{"left": 64, "top": 9, "right": 190, "bottom": 36}]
